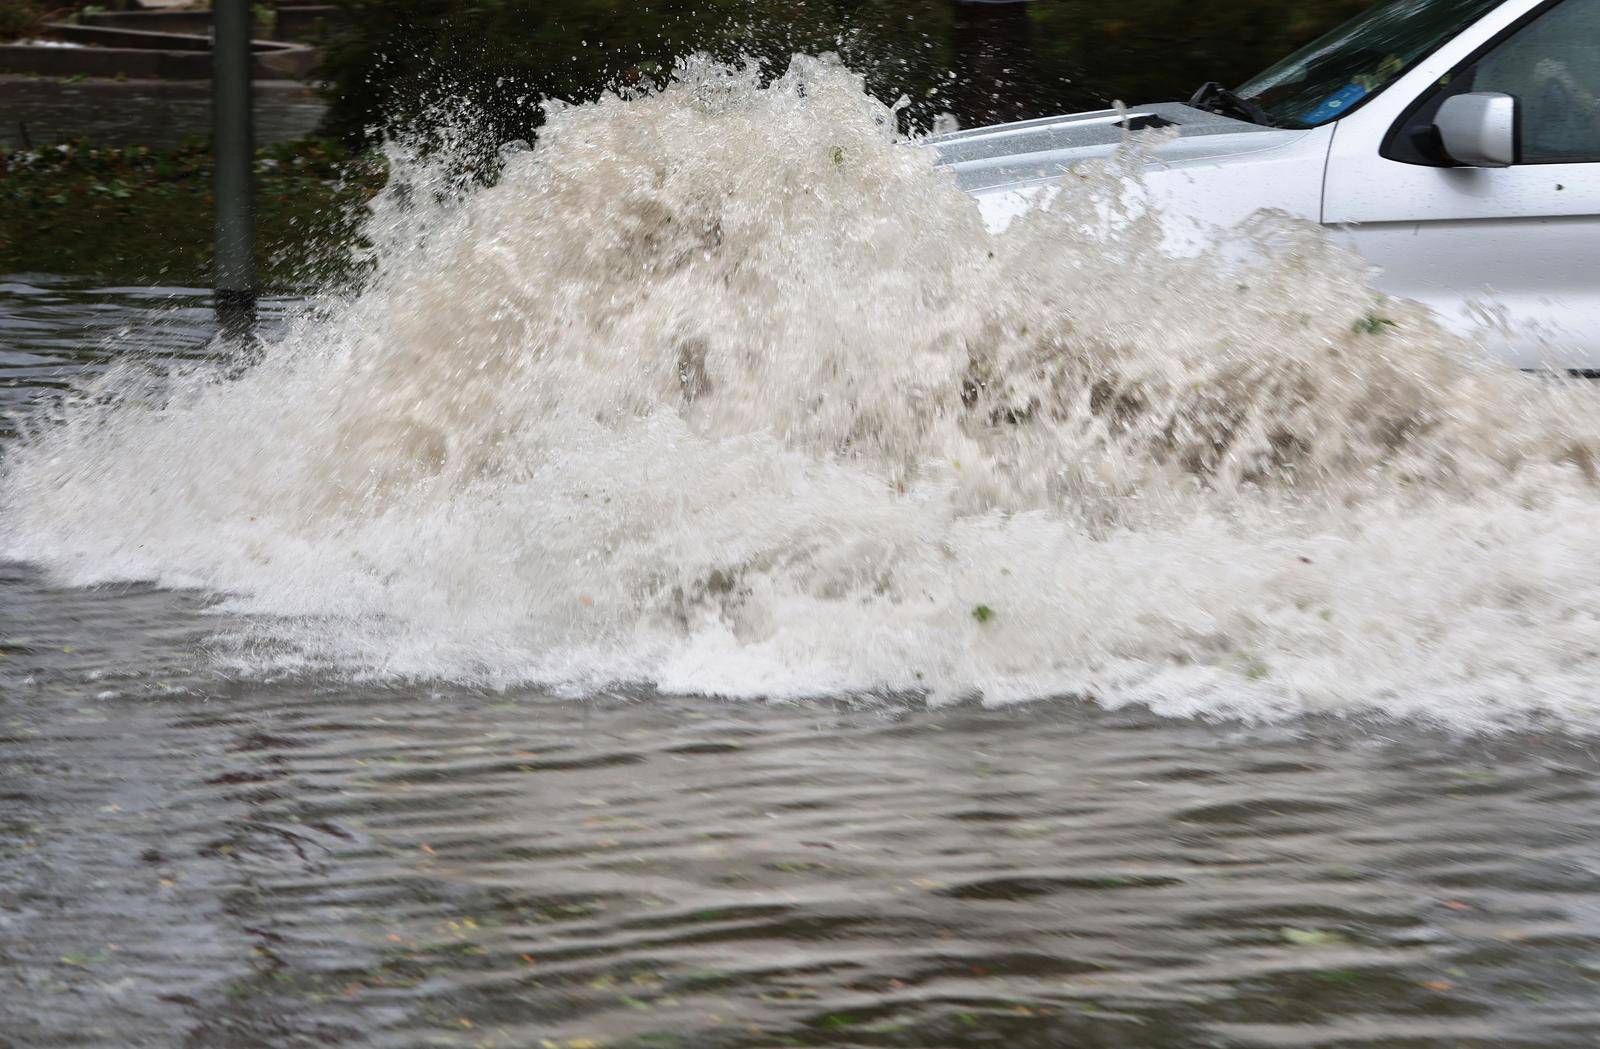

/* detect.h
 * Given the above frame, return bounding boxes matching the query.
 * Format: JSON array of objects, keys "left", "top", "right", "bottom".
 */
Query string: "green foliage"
[
  {"left": 1029, "top": 0, "right": 1375, "bottom": 113},
  {"left": 971, "top": 603, "right": 995, "bottom": 624},
  {"left": 0, "top": 0, "right": 44, "bottom": 41},
  {"left": 317, "top": 0, "right": 961, "bottom": 145},
  {"left": 0, "top": 140, "right": 387, "bottom": 287},
  {"left": 316, "top": 0, "right": 1379, "bottom": 146}
]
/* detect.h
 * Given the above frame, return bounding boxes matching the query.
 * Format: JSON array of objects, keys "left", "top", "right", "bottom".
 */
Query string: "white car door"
[{"left": 1322, "top": 0, "right": 1600, "bottom": 369}]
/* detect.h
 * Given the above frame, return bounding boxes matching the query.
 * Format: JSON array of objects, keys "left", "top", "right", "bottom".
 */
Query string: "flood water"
[
  {"left": 7, "top": 282, "right": 1600, "bottom": 1048},
  {"left": 8, "top": 58, "right": 1600, "bottom": 1048}
]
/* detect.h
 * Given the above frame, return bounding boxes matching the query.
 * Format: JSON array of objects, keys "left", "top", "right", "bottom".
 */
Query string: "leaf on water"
[
  {"left": 1281, "top": 927, "right": 1349, "bottom": 947},
  {"left": 1316, "top": 969, "right": 1363, "bottom": 983},
  {"left": 971, "top": 604, "right": 995, "bottom": 625}
]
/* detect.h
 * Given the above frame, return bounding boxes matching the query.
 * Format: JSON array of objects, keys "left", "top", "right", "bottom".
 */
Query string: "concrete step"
[
  {"left": 79, "top": 7, "right": 340, "bottom": 43},
  {"left": 0, "top": 25, "right": 318, "bottom": 80}
]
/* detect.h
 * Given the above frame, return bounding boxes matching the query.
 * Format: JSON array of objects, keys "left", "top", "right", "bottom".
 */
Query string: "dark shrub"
[
  {"left": 0, "top": 0, "right": 44, "bottom": 42},
  {"left": 316, "top": 0, "right": 1377, "bottom": 146}
]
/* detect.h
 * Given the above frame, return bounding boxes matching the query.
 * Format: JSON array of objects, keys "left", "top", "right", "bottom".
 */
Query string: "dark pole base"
[
  {"left": 215, "top": 287, "right": 258, "bottom": 343},
  {"left": 215, "top": 288, "right": 260, "bottom": 369}
]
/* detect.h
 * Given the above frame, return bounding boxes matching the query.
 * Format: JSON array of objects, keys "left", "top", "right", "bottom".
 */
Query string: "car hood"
[{"left": 927, "top": 103, "right": 1312, "bottom": 193}]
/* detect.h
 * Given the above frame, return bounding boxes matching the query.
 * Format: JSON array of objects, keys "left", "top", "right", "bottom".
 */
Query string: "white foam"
[{"left": 5, "top": 56, "right": 1600, "bottom": 729}]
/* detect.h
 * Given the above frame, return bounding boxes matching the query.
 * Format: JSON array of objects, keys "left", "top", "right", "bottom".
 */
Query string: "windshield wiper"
[{"left": 1189, "top": 82, "right": 1280, "bottom": 128}]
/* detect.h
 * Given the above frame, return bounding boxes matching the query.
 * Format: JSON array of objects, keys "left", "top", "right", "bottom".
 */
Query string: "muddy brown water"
[{"left": 4, "top": 280, "right": 1600, "bottom": 1048}]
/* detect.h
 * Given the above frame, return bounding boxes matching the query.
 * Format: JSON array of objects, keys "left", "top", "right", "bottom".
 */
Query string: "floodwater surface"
[{"left": 6, "top": 289, "right": 1600, "bottom": 1048}]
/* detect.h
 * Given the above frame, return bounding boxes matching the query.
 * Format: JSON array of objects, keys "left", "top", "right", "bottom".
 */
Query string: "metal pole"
[{"left": 213, "top": 0, "right": 256, "bottom": 342}]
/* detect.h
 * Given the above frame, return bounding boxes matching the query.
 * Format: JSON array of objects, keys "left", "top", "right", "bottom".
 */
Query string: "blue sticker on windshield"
[{"left": 1301, "top": 83, "right": 1368, "bottom": 123}]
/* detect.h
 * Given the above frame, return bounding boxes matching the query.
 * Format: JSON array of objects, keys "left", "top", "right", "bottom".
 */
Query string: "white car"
[{"left": 931, "top": 0, "right": 1600, "bottom": 370}]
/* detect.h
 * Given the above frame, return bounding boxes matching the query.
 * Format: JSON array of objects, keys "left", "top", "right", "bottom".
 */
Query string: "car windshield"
[{"left": 1234, "top": 0, "right": 1508, "bottom": 128}]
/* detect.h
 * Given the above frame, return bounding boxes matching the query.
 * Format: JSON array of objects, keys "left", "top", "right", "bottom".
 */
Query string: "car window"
[
  {"left": 1468, "top": 0, "right": 1600, "bottom": 161},
  {"left": 1235, "top": 0, "right": 1506, "bottom": 129},
  {"left": 1385, "top": 0, "right": 1600, "bottom": 164}
]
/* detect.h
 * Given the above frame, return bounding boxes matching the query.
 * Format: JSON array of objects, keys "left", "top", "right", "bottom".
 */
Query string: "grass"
[{"left": 0, "top": 138, "right": 387, "bottom": 288}]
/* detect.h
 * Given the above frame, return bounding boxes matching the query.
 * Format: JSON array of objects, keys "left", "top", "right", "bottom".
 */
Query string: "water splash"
[{"left": 5, "top": 56, "right": 1600, "bottom": 728}]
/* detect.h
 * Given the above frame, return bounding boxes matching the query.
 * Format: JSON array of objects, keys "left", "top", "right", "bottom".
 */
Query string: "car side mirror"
[{"left": 1433, "top": 92, "right": 1518, "bottom": 167}]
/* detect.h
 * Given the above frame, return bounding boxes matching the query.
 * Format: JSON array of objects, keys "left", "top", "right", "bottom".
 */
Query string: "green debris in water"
[
  {"left": 1232, "top": 652, "right": 1270, "bottom": 680},
  {"left": 971, "top": 604, "right": 995, "bottom": 625},
  {"left": 1281, "top": 927, "right": 1350, "bottom": 947},
  {"left": 1316, "top": 969, "right": 1364, "bottom": 983},
  {"left": 1353, "top": 314, "right": 1399, "bottom": 335}
]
